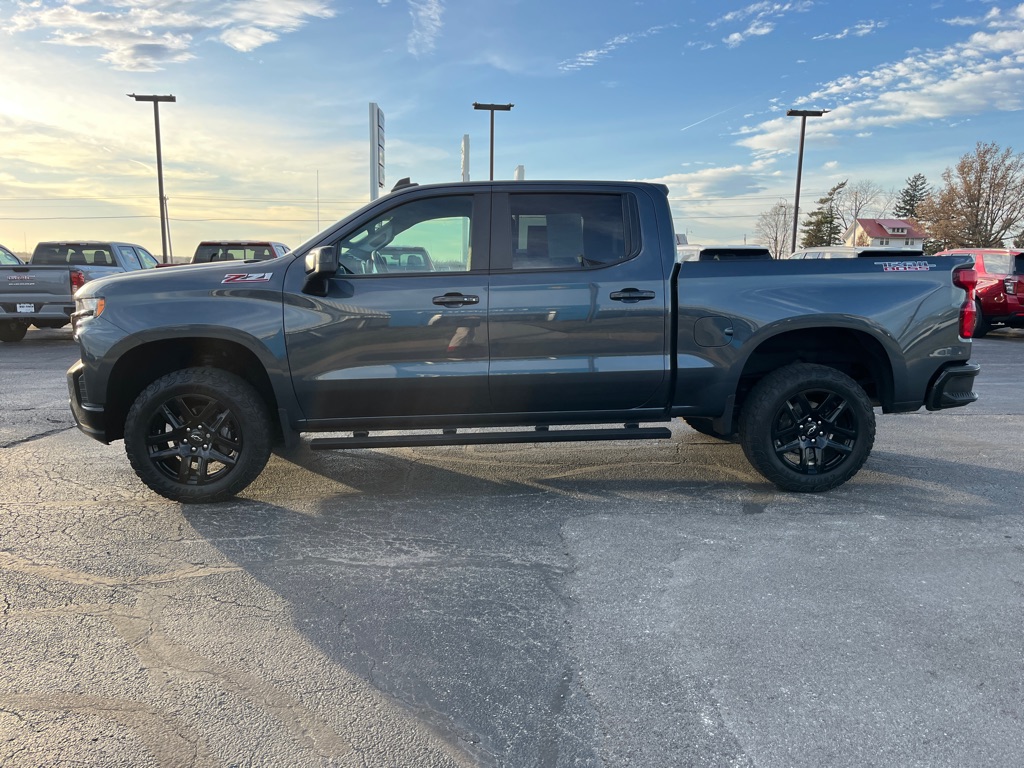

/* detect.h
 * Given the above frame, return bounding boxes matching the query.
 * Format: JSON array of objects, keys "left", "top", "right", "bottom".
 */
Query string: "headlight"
[{"left": 75, "top": 296, "right": 106, "bottom": 318}]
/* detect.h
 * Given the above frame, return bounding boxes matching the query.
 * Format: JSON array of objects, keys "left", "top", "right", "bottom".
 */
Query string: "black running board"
[{"left": 309, "top": 425, "right": 672, "bottom": 451}]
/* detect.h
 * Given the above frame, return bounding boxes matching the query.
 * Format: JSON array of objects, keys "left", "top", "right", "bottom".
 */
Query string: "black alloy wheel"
[
  {"left": 124, "top": 368, "right": 272, "bottom": 503},
  {"left": 739, "top": 363, "right": 875, "bottom": 493}
]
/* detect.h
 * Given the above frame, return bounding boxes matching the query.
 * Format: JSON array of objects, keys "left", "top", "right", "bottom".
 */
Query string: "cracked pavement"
[{"left": 2, "top": 327, "right": 1023, "bottom": 766}]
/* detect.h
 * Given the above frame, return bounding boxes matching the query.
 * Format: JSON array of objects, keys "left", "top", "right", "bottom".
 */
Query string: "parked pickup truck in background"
[
  {"left": 67, "top": 180, "right": 980, "bottom": 502},
  {"left": 1, "top": 240, "right": 158, "bottom": 342},
  {"left": 191, "top": 240, "right": 291, "bottom": 264}
]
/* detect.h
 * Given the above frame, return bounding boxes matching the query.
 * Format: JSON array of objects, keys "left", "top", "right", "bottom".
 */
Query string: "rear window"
[
  {"left": 32, "top": 244, "right": 113, "bottom": 266},
  {"left": 378, "top": 247, "right": 433, "bottom": 272},
  {"left": 192, "top": 244, "right": 279, "bottom": 263},
  {"left": 980, "top": 253, "right": 1011, "bottom": 275},
  {"left": 698, "top": 247, "right": 772, "bottom": 261}
]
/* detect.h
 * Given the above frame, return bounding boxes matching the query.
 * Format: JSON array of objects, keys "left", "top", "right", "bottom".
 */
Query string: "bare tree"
[
  {"left": 920, "top": 141, "right": 1024, "bottom": 248},
  {"left": 755, "top": 200, "right": 794, "bottom": 258},
  {"left": 837, "top": 179, "right": 884, "bottom": 244},
  {"left": 877, "top": 186, "right": 900, "bottom": 219}
]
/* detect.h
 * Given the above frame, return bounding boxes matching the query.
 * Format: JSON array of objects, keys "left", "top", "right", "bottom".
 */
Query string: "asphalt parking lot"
[{"left": 2, "top": 327, "right": 1023, "bottom": 767}]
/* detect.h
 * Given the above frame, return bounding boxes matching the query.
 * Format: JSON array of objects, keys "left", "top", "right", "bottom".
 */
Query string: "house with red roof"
[{"left": 844, "top": 219, "right": 928, "bottom": 248}]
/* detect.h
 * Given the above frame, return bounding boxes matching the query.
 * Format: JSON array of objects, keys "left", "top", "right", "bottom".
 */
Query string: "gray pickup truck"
[
  {"left": 0, "top": 240, "right": 159, "bottom": 342},
  {"left": 67, "top": 180, "right": 980, "bottom": 502}
]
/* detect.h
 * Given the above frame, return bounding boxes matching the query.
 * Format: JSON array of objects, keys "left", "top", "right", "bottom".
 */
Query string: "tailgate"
[
  {"left": 1, "top": 267, "right": 73, "bottom": 318},
  {"left": 2, "top": 266, "right": 72, "bottom": 298}
]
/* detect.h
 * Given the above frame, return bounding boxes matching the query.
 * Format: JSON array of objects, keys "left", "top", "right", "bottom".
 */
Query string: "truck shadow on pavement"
[{"left": 174, "top": 432, "right": 1022, "bottom": 765}]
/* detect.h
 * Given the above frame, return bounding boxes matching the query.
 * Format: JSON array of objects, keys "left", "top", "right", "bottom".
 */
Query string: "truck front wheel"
[
  {"left": 739, "top": 363, "right": 875, "bottom": 493},
  {"left": 124, "top": 368, "right": 272, "bottom": 503}
]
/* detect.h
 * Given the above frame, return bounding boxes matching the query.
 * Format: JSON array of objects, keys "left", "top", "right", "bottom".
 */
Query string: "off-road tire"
[
  {"left": 124, "top": 368, "right": 272, "bottom": 503},
  {"left": 739, "top": 363, "right": 875, "bottom": 493}
]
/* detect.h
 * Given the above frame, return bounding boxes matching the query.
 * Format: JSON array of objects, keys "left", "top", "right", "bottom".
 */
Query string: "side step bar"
[{"left": 309, "top": 425, "right": 672, "bottom": 451}]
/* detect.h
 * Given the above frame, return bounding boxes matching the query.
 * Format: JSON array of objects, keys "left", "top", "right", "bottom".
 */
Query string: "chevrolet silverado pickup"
[
  {"left": 0, "top": 240, "right": 159, "bottom": 342},
  {"left": 67, "top": 180, "right": 980, "bottom": 502}
]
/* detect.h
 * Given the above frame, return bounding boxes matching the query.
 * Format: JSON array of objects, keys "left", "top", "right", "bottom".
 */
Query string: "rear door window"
[{"left": 503, "top": 193, "right": 637, "bottom": 271}]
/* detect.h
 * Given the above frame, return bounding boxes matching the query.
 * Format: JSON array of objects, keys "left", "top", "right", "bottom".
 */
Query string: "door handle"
[
  {"left": 610, "top": 289, "right": 656, "bottom": 303},
  {"left": 432, "top": 293, "right": 480, "bottom": 307}
]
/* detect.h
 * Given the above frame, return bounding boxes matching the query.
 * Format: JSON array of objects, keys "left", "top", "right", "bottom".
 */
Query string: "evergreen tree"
[
  {"left": 893, "top": 173, "right": 929, "bottom": 219},
  {"left": 800, "top": 181, "right": 847, "bottom": 248},
  {"left": 1014, "top": 230, "right": 1024, "bottom": 249}
]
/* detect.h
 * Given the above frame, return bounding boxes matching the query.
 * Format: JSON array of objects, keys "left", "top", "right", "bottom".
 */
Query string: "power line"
[
  {"left": 0, "top": 214, "right": 321, "bottom": 223},
  {"left": 0, "top": 194, "right": 367, "bottom": 204}
]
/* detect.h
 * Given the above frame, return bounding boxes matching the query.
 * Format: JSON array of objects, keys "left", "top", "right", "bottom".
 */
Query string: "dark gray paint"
[{"left": 67, "top": 181, "right": 976, "bottom": 445}]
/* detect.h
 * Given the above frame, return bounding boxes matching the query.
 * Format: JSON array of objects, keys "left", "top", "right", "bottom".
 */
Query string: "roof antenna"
[{"left": 391, "top": 177, "right": 417, "bottom": 192}]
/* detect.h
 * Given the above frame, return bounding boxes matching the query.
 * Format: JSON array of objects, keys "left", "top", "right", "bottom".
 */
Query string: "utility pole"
[
  {"left": 786, "top": 108, "right": 828, "bottom": 254},
  {"left": 472, "top": 102, "right": 514, "bottom": 180},
  {"left": 128, "top": 94, "right": 176, "bottom": 262}
]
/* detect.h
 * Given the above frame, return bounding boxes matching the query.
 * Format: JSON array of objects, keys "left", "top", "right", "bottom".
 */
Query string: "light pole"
[
  {"left": 473, "top": 102, "right": 514, "bottom": 180},
  {"left": 128, "top": 93, "right": 176, "bottom": 262},
  {"left": 786, "top": 108, "right": 828, "bottom": 254}
]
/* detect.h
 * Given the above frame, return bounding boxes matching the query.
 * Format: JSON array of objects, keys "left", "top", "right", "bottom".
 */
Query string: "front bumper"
[
  {"left": 67, "top": 359, "right": 110, "bottom": 443},
  {"left": 924, "top": 362, "right": 981, "bottom": 411}
]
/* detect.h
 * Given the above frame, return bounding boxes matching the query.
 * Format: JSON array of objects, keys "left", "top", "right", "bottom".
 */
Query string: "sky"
[{"left": 2, "top": 0, "right": 1023, "bottom": 257}]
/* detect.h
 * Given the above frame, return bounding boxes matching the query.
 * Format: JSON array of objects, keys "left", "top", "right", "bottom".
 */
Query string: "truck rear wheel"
[
  {"left": 0, "top": 321, "right": 28, "bottom": 343},
  {"left": 124, "top": 368, "right": 272, "bottom": 503},
  {"left": 739, "top": 363, "right": 875, "bottom": 493}
]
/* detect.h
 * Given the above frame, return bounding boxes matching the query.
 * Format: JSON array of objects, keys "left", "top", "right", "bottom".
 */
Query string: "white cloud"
[
  {"left": 943, "top": 7, "right": 1003, "bottom": 27},
  {"left": 407, "top": 0, "right": 443, "bottom": 56},
  {"left": 812, "top": 20, "right": 888, "bottom": 41},
  {"left": 220, "top": 26, "right": 279, "bottom": 53},
  {"left": 6, "top": 0, "right": 335, "bottom": 71},
  {"left": 710, "top": 1, "right": 813, "bottom": 47},
  {"left": 736, "top": 8, "right": 1024, "bottom": 156},
  {"left": 642, "top": 158, "right": 779, "bottom": 199},
  {"left": 725, "top": 20, "right": 775, "bottom": 47},
  {"left": 558, "top": 24, "right": 675, "bottom": 72}
]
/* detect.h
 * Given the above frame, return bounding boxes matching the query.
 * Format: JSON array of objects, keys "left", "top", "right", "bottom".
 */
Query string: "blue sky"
[{"left": 1, "top": 0, "right": 1023, "bottom": 256}]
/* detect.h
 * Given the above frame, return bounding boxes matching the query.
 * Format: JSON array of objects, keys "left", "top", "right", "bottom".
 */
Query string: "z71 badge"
[
  {"left": 221, "top": 273, "right": 273, "bottom": 283},
  {"left": 875, "top": 261, "right": 934, "bottom": 272}
]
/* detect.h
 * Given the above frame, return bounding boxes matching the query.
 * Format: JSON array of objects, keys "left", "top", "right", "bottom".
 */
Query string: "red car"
[
  {"left": 1004, "top": 252, "right": 1024, "bottom": 330},
  {"left": 934, "top": 249, "right": 1024, "bottom": 336}
]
